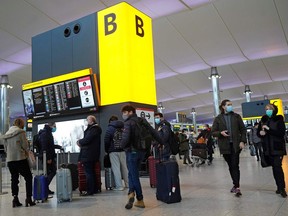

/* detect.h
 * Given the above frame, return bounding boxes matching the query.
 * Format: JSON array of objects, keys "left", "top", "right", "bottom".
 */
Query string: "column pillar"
[
  {"left": 244, "top": 85, "right": 252, "bottom": 102},
  {"left": 191, "top": 108, "right": 197, "bottom": 134},
  {"left": 0, "top": 75, "right": 10, "bottom": 135},
  {"left": 209, "top": 67, "right": 221, "bottom": 117}
]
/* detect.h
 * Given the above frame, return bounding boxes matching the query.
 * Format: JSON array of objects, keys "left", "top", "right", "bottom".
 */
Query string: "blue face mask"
[
  {"left": 122, "top": 114, "right": 129, "bottom": 121},
  {"left": 226, "top": 105, "right": 233, "bottom": 113},
  {"left": 155, "top": 118, "right": 161, "bottom": 124},
  {"left": 266, "top": 110, "right": 273, "bottom": 117},
  {"left": 52, "top": 127, "right": 57, "bottom": 133}
]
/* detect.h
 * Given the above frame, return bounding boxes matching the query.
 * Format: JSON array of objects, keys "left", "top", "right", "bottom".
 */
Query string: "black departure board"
[{"left": 22, "top": 75, "right": 97, "bottom": 119}]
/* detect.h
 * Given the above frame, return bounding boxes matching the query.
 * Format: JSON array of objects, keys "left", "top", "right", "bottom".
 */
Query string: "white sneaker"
[{"left": 113, "top": 187, "right": 124, "bottom": 191}]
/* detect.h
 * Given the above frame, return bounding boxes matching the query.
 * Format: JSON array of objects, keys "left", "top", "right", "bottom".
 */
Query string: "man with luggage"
[
  {"left": 120, "top": 105, "right": 163, "bottom": 209},
  {"left": 154, "top": 112, "right": 171, "bottom": 161},
  {"left": 77, "top": 115, "right": 102, "bottom": 196},
  {"left": 38, "top": 122, "right": 57, "bottom": 195}
]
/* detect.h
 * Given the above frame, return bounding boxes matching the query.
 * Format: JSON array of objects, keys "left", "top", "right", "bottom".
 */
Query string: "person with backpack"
[
  {"left": 179, "top": 129, "right": 191, "bottom": 165},
  {"left": 104, "top": 115, "right": 128, "bottom": 191},
  {"left": 154, "top": 112, "right": 171, "bottom": 161},
  {"left": 38, "top": 122, "right": 57, "bottom": 195},
  {"left": 120, "top": 105, "right": 163, "bottom": 210},
  {"left": 249, "top": 122, "right": 262, "bottom": 161}
]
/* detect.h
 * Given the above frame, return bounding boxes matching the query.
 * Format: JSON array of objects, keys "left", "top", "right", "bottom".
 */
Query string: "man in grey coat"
[{"left": 212, "top": 99, "right": 246, "bottom": 197}]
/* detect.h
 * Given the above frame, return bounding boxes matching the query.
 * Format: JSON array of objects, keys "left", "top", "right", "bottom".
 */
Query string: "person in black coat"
[
  {"left": 257, "top": 103, "right": 287, "bottom": 198},
  {"left": 77, "top": 115, "right": 102, "bottom": 196},
  {"left": 39, "top": 122, "right": 57, "bottom": 195},
  {"left": 154, "top": 112, "right": 171, "bottom": 161},
  {"left": 197, "top": 124, "right": 214, "bottom": 165}
]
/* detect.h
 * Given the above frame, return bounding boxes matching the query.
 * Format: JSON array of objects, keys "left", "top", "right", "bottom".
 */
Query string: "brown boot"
[
  {"left": 134, "top": 199, "right": 145, "bottom": 208},
  {"left": 125, "top": 192, "right": 135, "bottom": 209}
]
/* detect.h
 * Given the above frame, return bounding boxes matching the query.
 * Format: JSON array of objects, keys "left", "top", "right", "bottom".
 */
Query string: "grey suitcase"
[
  {"left": 56, "top": 152, "right": 73, "bottom": 203},
  {"left": 105, "top": 168, "right": 115, "bottom": 190}
]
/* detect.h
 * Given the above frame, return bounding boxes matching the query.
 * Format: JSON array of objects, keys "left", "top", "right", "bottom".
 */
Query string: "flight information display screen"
[{"left": 22, "top": 70, "right": 99, "bottom": 119}]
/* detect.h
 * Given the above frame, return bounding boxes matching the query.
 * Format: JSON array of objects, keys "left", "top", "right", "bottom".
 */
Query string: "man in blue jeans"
[{"left": 120, "top": 105, "right": 163, "bottom": 209}]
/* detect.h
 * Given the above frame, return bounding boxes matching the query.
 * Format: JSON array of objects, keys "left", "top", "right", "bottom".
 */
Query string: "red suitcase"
[
  {"left": 78, "top": 161, "right": 101, "bottom": 195},
  {"left": 148, "top": 156, "right": 158, "bottom": 188}
]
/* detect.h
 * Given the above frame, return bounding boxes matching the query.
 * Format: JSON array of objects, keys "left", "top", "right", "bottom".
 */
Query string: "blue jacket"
[
  {"left": 104, "top": 120, "right": 124, "bottom": 153},
  {"left": 78, "top": 123, "right": 102, "bottom": 162},
  {"left": 39, "top": 125, "right": 55, "bottom": 161},
  {"left": 121, "top": 113, "right": 163, "bottom": 152}
]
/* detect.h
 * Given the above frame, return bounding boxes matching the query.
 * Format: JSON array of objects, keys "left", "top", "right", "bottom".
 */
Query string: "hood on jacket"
[
  {"left": 109, "top": 120, "right": 124, "bottom": 129},
  {"left": 1, "top": 126, "right": 24, "bottom": 139}
]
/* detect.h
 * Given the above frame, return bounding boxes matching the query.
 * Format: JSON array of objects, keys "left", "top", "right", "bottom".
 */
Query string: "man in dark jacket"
[
  {"left": 120, "top": 105, "right": 163, "bottom": 210},
  {"left": 197, "top": 124, "right": 214, "bottom": 165},
  {"left": 77, "top": 115, "right": 102, "bottom": 196},
  {"left": 39, "top": 122, "right": 57, "bottom": 195},
  {"left": 211, "top": 99, "right": 246, "bottom": 197},
  {"left": 154, "top": 112, "right": 171, "bottom": 161}
]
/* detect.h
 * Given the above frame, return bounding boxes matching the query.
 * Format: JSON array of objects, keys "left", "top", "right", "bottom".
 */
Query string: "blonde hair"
[
  {"left": 13, "top": 118, "right": 25, "bottom": 129},
  {"left": 87, "top": 115, "right": 96, "bottom": 123}
]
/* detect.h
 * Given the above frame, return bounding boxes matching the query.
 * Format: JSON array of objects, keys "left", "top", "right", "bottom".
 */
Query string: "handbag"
[
  {"left": 197, "top": 137, "right": 206, "bottom": 144},
  {"left": 260, "top": 153, "right": 271, "bottom": 168},
  {"left": 27, "top": 150, "right": 36, "bottom": 168},
  {"left": 249, "top": 145, "right": 256, "bottom": 156}
]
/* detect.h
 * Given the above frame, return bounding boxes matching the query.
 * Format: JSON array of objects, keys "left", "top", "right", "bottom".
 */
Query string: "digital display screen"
[{"left": 22, "top": 75, "right": 98, "bottom": 119}]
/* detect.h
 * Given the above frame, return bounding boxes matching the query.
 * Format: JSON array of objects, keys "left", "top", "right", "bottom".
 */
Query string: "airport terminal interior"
[{"left": 0, "top": 148, "right": 288, "bottom": 216}]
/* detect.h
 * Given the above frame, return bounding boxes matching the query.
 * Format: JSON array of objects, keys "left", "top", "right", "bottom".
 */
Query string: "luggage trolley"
[{"left": 190, "top": 143, "right": 207, "bottom": 167}]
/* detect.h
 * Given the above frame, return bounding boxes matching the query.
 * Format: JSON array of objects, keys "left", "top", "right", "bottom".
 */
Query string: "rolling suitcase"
[
  {"left": 33, "top": 151, "right": 48, "bottom": 203},
  {"left": 105, "top": 168, "right": 115, "bottom": 190},
  {"left": 104, "top": 155, "right": 115, "bottom": 190},
  {"left": 78, "top": 161, "right": 102, "bottom": 195},
  {"left": 156, "top": 160, "right": 181, "bottom": 204},
  {"left": 56, "top": 152, "right": 73, "bottom": 203},
  {"left": 148, "top": 147, "right": 159, "bottom": 188}
]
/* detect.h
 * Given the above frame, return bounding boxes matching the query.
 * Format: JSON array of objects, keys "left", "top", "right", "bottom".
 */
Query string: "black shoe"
[
  {"left": 280, "top": 190, "right": 287, "bottom": 198},
  {"left": 48, "top": 189, "right": 55, "bottom": 195},
  {"left": 12, "top": 196, "right": 23, "bottom": 208},
  {"left": 25, "top": 197, "right": 36, "bottom": 207}
]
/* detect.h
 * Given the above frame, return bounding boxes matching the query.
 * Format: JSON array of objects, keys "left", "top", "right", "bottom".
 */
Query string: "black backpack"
[
  {"left": 132, "top": 117, "right": 153, "bottom": 151},
  {"left": 113, "top": 128, "right": 123, "bottom": 150},
  {"left": 169, "top": 130, "right": 180, "bottom": 155}
]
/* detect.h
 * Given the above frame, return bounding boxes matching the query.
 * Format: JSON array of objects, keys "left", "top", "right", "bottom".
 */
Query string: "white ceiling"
[{"left": 1, "top": 0, "right": 288, "bottom": 123}]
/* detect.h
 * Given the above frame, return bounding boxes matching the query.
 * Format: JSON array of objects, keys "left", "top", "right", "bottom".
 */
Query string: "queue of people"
[{"left": 1, "top": 101, "right": 287, "bottom": 211}]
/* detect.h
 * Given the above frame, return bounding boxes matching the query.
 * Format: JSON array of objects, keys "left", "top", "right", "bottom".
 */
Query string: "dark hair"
[
  {"left": 219, "top": 99, "right": 231, "bottom": 114},
  {"left": 254, "top": 122, "right": 259, "bottom": 126},
  {"left": 204, "top": 124, "right": 209, "bottom": 128},
  {"left": 109, "top": 115, "right": 118, "bottom": 123},
  {"left": 121, "top": 105, "right": 136, "bottom": 113},
  {"left": 154, "top": 112, "right": 163, "bottom": 118},
  {"left": 47, "top": 122, "right": 56, "bottom": 127}
]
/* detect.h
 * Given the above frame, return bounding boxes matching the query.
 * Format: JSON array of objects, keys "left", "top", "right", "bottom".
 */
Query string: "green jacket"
[{"left": 211, "top": 112, "right": 246, "bottom": 154}]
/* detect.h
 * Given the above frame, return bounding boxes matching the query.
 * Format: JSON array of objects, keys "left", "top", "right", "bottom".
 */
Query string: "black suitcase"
[{"left": 156, "top": 160, "right": 181, "bottom": 204}]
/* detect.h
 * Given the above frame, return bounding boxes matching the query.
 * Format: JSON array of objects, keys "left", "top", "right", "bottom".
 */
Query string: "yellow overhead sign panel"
[
  {"left": 22, "top": 68, "right": 92, "bottom": 90},
  {"left": 97, "top": 2, "right": 157, "bottom": 106}
]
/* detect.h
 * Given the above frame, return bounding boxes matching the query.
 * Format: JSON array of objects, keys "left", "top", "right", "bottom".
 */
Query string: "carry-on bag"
[
  {"left": 56, "top": 152, "right": 73, "bottom": 203},
  {"left": 156, "top": 149, "right": 181, "bottom": 204},
  {"left": 148, "top": 147, "right": 159, "bottom": 188},
  {"left": 105, "top": 167, "right": 115, "bottom": 190},
  {"left": 33, "top": 151, "right": 48, "bottom": 203},
  {"left": 78, "top": 161, "right": 102, "bottom": 194}
]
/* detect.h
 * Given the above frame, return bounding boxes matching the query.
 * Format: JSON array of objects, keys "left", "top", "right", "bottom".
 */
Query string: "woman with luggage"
[{"left": 0, "top": 118, "right": 36, "bottom": 207}]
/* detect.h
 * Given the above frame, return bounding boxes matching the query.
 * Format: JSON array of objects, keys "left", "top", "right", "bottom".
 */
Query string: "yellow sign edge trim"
[{"left": 22, "top": 68, "right": 92, "bottom": 90}]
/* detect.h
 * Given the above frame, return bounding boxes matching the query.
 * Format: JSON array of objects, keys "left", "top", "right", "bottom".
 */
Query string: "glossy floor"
[{"left": 0, "top": 147, "right": 288, "bottom": 216}]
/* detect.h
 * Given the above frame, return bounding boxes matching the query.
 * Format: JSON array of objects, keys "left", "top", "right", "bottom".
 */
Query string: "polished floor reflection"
[{"left": 0, "top": 147, "right": 288, "bottom": 216}]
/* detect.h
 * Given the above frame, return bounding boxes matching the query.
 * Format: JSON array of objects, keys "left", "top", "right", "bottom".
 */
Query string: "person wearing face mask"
[
  {"left": 197, "top": 124, "right": 214, "bottom": 165},
  {"left": 154, "top": 112, "right": 171, "bottom": 161},
  {"left": 120, "top": 105, "right": 163, "bottom": 209},
  {"left": 211, "top": 99, "right": 246, "bottom": 197},
  {"left": 77, "top": 115, "right": 102, "bottom": 196},
  {"left": 0, "top": 118, "right": 36, "bottom": 207},
  {"left": 38, "top": 122, "right": 57, "bottom": 195},
  {"left": 257, "top": 103, "right": 287, "bottom": 198}
]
